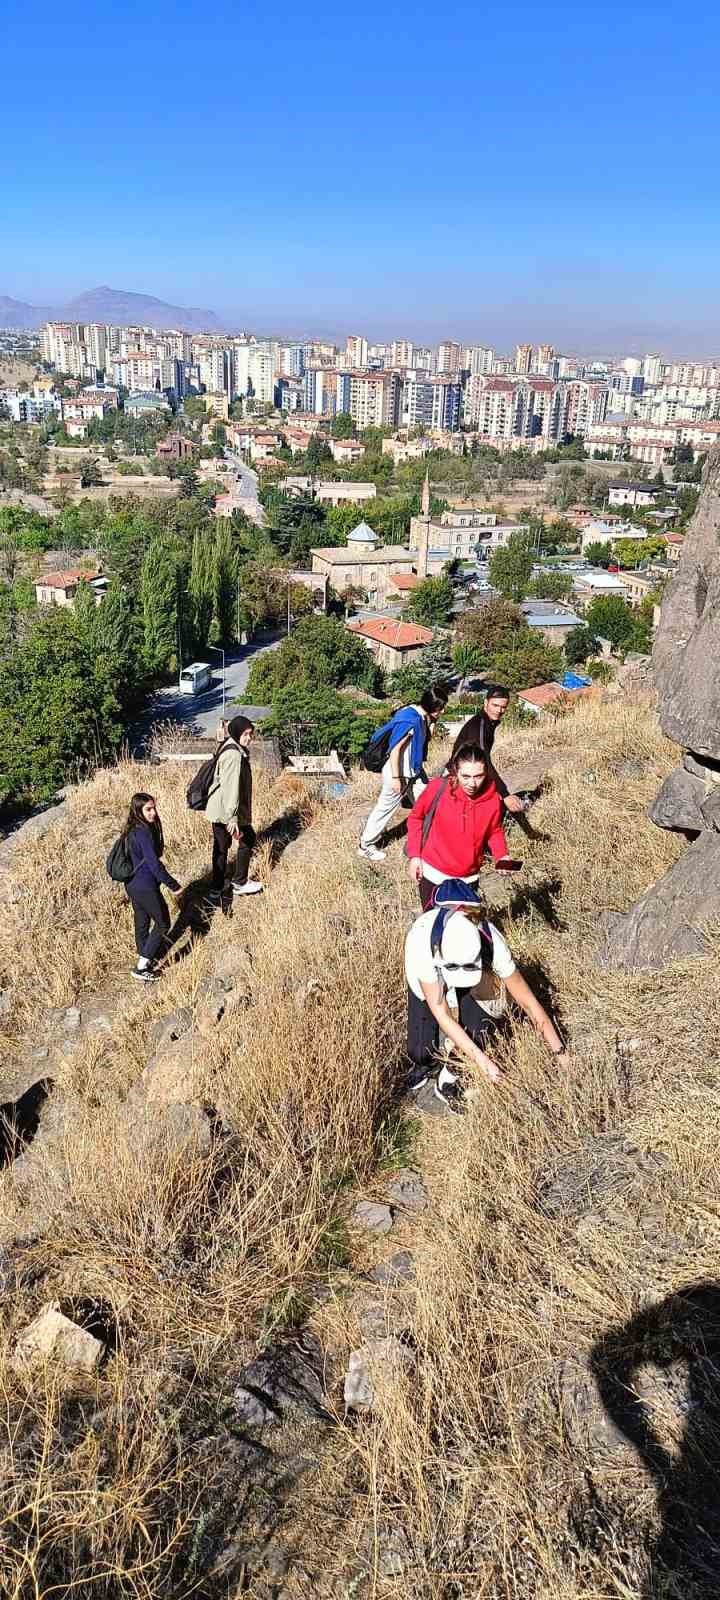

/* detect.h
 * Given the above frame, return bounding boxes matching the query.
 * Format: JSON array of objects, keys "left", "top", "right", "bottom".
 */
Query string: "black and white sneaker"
[
  {"left": 433, "top": 1068, "right": 466, "bottom": 1114},
  {"left": 405, "top": 1065, "right": 430, "bottom": 1094},
  {"left": 131, "top": 964, "right": 157, "bottom": 982}
]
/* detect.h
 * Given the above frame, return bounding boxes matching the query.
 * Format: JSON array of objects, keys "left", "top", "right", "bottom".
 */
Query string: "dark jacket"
[
  {"left": 450, "top": 711, "right": 507, "bottom": 796},
  {"left": 127, "top": 822, "right": 180, "bottom": 894}
]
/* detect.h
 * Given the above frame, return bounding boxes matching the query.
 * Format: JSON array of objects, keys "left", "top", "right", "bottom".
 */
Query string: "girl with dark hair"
[
  {"left": 406, "top": 743, "right": 521, "bottom": 909},
  {"left": 122, "top": 793, "right": 181, "bottom": 981},
  {"left": 205, "top": 714, "right": 261, "bottom": 900},
  {"left": 358, "top": 686, "right": 448, "bottom": 863}
]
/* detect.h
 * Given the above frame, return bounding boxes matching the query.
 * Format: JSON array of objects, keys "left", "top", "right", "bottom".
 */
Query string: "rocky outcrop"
[
  {"left": 606, "top": 452, "right": 720, "bottom": 968},
  {"left": 653, "top": 454, "right": 720, "bottom": 756}
]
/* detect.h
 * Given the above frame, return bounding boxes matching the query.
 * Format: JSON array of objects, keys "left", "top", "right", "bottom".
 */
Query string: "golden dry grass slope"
[{"left": 1, "top": 698, "right": 720, "bottom": 1600}]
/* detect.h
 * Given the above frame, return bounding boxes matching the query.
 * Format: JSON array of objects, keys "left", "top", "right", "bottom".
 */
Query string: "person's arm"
[
  {"left": 138, "top": 829, "right": 180, "bottom": 892},
  {"left": 420, "top": 979, "right": 502, "bottom": 1083},
  {"left": 504, "top": 970, "right": 567, "bottom": 1061},
  {"left": 486, "top": 799, "right": 511, "bottom": 864},
  {"left": 406, "top": 780, "right": 435, "bottom": 880},
  {"left": 219, "top": 749, "right": 242, "bottom": 827},
  {"left": 388, "top": 731, "right": 412, "bottom": 793}
]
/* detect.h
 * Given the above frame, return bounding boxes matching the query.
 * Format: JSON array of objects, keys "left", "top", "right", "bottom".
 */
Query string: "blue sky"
[{"left": 3, "top": 0, "right": 720, "bottom": 353}]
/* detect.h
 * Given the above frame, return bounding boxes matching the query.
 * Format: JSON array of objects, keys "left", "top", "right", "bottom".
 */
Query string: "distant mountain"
[
  {"left": 0, "top": 285, "right": 223, "bottom": 333},
  {"left": 0, "top": 295, "right": 53, "bottom": 330}
]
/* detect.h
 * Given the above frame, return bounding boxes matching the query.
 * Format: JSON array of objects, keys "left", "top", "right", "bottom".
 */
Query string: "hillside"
[
  {"left": 0, "top": 286, "right": 222, "bottom": 333},
  {"left": 1, "top": 698, "right": 719, "bottom": 1598}
]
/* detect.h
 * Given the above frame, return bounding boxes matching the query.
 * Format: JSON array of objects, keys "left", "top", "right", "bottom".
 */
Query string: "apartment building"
[
  {"left": 303, "top": 366, "right": 337, "bottom": 415},
  {"left": 1, "top": 387, "right": 62, "bottom": 422},
  {"left": 390, "top": 339, "right": 414, "bottom": 367},
  {"left": 437, "top": 341, "right": 462, "bottom": 375},
  {"left": 346, "top": 334, "right": 368, "bottom": 368},
  {"left": 514, "top": 343, "right": 533, "bottom": 374},
  {"left": 344, "top": 371, "right": 400, "bottom": 430},
  {"left": 400, "top": 374, "right": 462, "bottom": 432},
  {"left": 467, "top": 346, "right": 495, "bottom": 376}
]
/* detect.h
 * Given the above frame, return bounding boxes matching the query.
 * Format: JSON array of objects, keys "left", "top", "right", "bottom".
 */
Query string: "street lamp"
[{"left": 208, "top": 644, "right": 226, "bottom": 719}]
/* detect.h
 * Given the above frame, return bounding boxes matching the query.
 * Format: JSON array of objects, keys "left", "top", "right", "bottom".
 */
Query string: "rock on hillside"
[{"left": 605, "top": 450, "right": 720, "bottom": 968}]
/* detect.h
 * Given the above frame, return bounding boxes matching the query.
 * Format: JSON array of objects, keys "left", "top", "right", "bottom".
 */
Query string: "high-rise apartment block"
[
  {"left": 514, "top": 343, "right": 533, "bottom": 374},
  {"left": 346, "top": 334, "right": 368, "bottom": 369},
  {"left": 401, "top": 375, "right": 462, "bottom": 432},
  {"left": 437, "top": 341, "right": 462, "bottom": 375},
  {"left": 345, "top": 370, "right": 400, "bottom": 429},
  {"left": 390, "top": 339, "right": 414, "bottom": 368}
]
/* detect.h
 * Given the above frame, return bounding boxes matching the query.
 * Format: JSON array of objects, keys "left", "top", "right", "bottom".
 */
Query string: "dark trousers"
[
  {"left": 407, "top": 985, "right": 497, "bottom": 1072},
  {"left": 127, "top": 883, "right": 171, "bottom": 962},
  {"left": 211, "top": 822, "right": 256, "bottom": 889}
]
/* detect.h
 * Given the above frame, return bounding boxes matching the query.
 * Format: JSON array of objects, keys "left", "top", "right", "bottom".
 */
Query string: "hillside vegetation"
[{"left": 1, "top": 697, "right": 719, "bottom": 1598}]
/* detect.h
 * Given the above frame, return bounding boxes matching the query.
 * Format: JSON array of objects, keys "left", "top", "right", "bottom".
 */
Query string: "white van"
[{"left": 179, "top": 662, "right": 212, "bottom": 695}]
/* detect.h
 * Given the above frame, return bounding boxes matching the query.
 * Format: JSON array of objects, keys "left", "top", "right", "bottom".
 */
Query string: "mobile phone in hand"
[{"left": 495, "top": 857, "right": 523, "bottom": 873}]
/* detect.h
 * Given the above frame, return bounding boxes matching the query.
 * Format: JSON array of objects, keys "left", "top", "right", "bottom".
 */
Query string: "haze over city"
[{"left": 3, "top": 0, "right": 720, "bottom": 354}]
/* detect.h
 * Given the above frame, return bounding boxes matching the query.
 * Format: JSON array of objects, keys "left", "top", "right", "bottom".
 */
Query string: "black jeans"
[
  {"left": 407, "top": 985, "right": 497, "bottom": 1073},
  {"left": 127, "top": 883, "right": 171, "bottom": 962},
  {"left": 211, "top": 823, "right": 256, "bottom": 889}
]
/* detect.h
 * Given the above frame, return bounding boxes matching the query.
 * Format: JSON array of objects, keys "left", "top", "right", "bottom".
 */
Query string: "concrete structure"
[
  {"left": 347, "top": 617, "right": 433, "bottom": 671},
  {"left": 315, "top": 481, "right": 377, "bottom": 506},
  {"left": 35, "top": 569, "right": 107, "bottom": 607},
  {"left": 518, "top": 681, "right": 593, "bottom": 714},
  {"left": 622, "top": 570, "right": 659, "bottom": 608},
  {"left": 311, "top": 519, "right": 417, "bottom": 607},
  {"left": 156, "top": 432, "right": 197, "bottom": 461},
  {"left": 381, "top": 435, "right": 432, "bottom": 463},
  {"left": 608, "top": 480, "right": 663, "bottom": 508},
  {"left": 328, "top": 436, "right": 364, "bottom": 464},
  {"left": 572, "top": 569, "right": 629, "bottom": 606},
  {"left": 519, "top": 600, "right": 584, "bottom": 643}
]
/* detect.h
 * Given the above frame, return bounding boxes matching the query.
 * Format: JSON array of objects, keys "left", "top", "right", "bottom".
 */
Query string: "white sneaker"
[
  {"left": 232, "top": 880, "right": 263, "bottom": 896},
  {"left": 358, "top": 843, "right": 386, "bottom": 862}
]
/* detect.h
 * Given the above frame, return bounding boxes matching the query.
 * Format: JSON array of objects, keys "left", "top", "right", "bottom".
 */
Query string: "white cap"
[{"left": 439, "top": 915, "right": 483, "bottom": 986}]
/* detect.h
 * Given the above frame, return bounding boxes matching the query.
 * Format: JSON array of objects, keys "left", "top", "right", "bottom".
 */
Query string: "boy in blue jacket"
[{"left": 358, "top": 687, "right": 447, "bottom": 862}]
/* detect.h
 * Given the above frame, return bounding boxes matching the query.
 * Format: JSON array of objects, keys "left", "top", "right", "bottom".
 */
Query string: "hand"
[
  {"left": 231, "top": 827, "right": 240, "bottom": 841},
  {"left": 390, "top": 775, "right": 403, "bottom": 795},
  {"left": 472, "top": 1045, "right": 502, "bottom": 1083},
  {"left": 504, "top": 794, "right": 525, "bottom": 815},
  {"left": 409, "top": 857, "right": 423, "bottom": 884}
]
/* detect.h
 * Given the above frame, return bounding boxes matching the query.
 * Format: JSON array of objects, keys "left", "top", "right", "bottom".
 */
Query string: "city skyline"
[{"left": 4, "top": 0, "right": 720, "bottom": 354}]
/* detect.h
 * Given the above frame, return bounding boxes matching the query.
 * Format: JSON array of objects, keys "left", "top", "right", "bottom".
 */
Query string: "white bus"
[{"left": 179, "top": 662, "right": 212, "bottom": 695}]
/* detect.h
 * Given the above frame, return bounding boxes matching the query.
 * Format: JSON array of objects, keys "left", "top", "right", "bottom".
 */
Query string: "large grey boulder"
[
  {"left": 602, "top": 830, "right": 720, "bottom": 969},
  {"left": 653, "top": 451, "right": 720, "bottom": 757}
]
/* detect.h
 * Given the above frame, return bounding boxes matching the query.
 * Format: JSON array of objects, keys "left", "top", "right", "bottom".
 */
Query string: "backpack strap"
[{"left": 421, "top": 777, "right": 449, "bottom": 851}]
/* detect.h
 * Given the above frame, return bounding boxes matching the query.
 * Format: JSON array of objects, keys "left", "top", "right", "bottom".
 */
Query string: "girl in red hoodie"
[{"left": 406, "top": 744, "right": 521, "bottom": 909}]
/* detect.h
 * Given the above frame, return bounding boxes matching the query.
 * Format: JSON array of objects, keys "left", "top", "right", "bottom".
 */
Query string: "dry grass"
[{"left": 1, "top": 698, "right": 719, "bottom": 1597}]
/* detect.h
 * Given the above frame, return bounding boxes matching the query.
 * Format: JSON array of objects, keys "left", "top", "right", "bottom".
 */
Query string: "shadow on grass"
[{"left": 590, "top": 1283, "right": 720, "bottom": 1597}]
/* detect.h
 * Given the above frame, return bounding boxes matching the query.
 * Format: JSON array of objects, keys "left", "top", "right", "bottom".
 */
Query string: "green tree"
[
  {"left": 211, "top": 521, "right": 238, "bottom": 643},
  {"left": 188, "top": 529, "right": 214, "bottom": 649},
  {"left": 526, "top": 570, "right": 574, "bottom": 601},
  {"left": 488, "top": 532, "right": 535, "bottom": 600},
  {"left": 563, "top": 624, "right": 597, "bottom": 665},
  {"left": 585, "top": 594, "right": 635, "bottom": 648},
  {"left": 583, "top": 541, "right": 611, "bottom": 566},
  {"left": 406, "top": 575, "right": 454, "bottom": 627},
  {"left": 79, "top": 455, "right": 104, "bottom": 488},
  {"left": 305, "top": 433, "right": 332, "bottom": 471},
  {"left": 140, "top": 533, "right": 187, "bottom": 674},
  {"left": 330, "top": 412, "right": 356, "bottom": 440},
  {"left": 491, "top": 637, "right": 564, "bottom": 692},
  {"left": 0, "top": 609, "right": 124, "bottom": 811},
  {"left": 612, "top": 535, "right": 666, "bottom": 569},
  {"left": 264, "top": 684, "right": 384, "bottom": 761},
  {"left": 456, "top": 597, "right": 524, "bottom": 655},
  {"left": 453, "top": 641, "right": 484, "bottom": 689},
  {"left": 246, "top": 613, "right": 382, "bottom": 699}
]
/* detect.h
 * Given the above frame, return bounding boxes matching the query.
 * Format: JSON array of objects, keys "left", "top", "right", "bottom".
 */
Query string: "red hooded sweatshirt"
[{"left": 406, "top": 774, "right": 508, "bottom": 879}]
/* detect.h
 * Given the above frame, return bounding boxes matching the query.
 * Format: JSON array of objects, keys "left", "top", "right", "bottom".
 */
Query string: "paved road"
[
  {"left": 224, "top": 451, "right": 266, "bottom": 525},
  {"left": 131, "top": 633, "right": 284, "bottom": 750}
]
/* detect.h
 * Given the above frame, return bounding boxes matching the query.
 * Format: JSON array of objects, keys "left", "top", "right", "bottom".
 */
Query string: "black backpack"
[
  {"left": 106, "top": 835, "right": 135, "bottom": 883},
  {"left": 360, "top": 723, "right": 394, "bottom": 773},
  {"left": 186, "top": 738, "right": 232, "bottom": 812}
]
